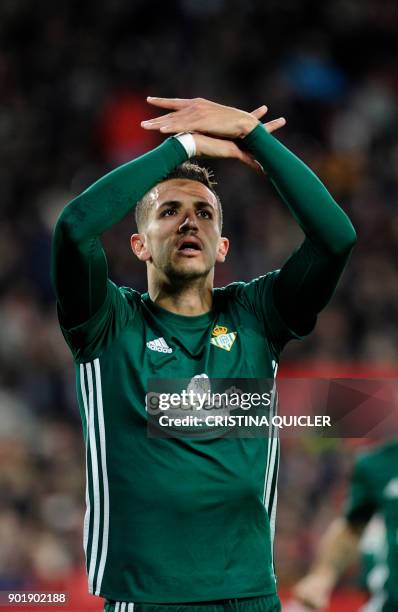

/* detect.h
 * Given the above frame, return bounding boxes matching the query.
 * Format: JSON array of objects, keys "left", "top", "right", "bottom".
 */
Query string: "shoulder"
[
  {"left": 117, "top": 283, "right": 142, "bottom": 307},
  {"left": 361, "top": 440, "right": 398, "bottom": 465},
  {"left": 215, "top": 271, "right": 278, "bottom": 304},
  {"left": 100, "top": 281, "right": 142, "bottom": 322},
  {"left": 362, "top": 440, "right": 396, "bottom": 459},
  {"left": 61, "top": 281, "right": 142, "bottom": 363},
  {"left": 214, "top": 271, "right": 296, "bottom": 356},
  {"left": 353, "top": 442, "right": 396, "bottom": 477}
]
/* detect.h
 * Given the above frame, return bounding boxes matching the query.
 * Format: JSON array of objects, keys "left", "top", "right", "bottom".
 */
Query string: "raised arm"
[
  {"left": 142, "top": 97, "right": 357, "bottom": 337},
  {"left": 51, "top": 138, "right": 187, "bottom": 328},
  {"left": 242, "top": 124, "right": 357, "bottom": 335}
]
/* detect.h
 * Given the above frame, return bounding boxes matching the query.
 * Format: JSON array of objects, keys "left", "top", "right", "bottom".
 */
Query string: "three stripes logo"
[{"left": 146, "top": 337, "right": 173, "bottom": 354}]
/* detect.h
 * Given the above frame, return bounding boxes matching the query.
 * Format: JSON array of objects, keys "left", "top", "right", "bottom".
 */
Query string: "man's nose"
[{"left": 178, "top": 212, "right": 198, "bottom": 232}]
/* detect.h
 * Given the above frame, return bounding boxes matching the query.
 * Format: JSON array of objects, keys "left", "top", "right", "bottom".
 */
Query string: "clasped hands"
[{"left": 141, "top": 97, "right": 286, "bottom": 171}]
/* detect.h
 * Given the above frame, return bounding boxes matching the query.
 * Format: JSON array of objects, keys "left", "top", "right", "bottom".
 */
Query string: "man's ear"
[
  {"left": 216, "top": 237, "right": 229, "bottom": 263},
  {"left": 130, "top": 233, "right": 151, "bottom": 262}
]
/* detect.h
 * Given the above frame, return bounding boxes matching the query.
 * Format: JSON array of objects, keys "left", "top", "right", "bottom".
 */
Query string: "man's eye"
[
  {"left": 161, "top": 208, "right": 177, "bottom": 217},
  {"left": 198, "top": 210, "right": 211, "bottom": 218}
]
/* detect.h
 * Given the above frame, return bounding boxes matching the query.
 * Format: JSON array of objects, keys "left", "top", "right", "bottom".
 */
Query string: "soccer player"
[
  {"left": 51, "top": 97, "right": 356, "bottom": 612},
  {"left": 293, "top": 439, "right": 398, "bottom": 611}
]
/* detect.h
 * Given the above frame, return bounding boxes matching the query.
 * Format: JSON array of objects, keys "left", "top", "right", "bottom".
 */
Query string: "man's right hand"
[{"left": 192, "top": 107, "right": 286, "bottom": 171}]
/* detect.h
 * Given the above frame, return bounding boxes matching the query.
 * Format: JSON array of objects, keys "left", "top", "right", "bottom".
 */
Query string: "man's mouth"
[{"left": 177, "top": 237, "right": 203, "bottom": 255}]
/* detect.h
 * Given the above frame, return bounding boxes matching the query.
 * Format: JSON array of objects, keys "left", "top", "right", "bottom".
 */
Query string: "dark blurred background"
[{"left": 0, "top": 0, "right": 397, "bottom": 609}]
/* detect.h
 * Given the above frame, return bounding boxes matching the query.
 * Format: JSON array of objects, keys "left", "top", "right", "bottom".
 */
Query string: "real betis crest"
[{"left": 210, "top": 325, "right": 237, "bottom": 352}]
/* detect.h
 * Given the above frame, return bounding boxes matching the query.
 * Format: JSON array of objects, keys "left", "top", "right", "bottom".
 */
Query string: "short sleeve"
[
  {"left": 345, "top": 455, "right": 377, "bottom": 526},
  {"left": 58, "top": 279, "right": 139, "bottom": 362},
  {"left": 227, "top": 270, "right": 306, "bottom": 356}
]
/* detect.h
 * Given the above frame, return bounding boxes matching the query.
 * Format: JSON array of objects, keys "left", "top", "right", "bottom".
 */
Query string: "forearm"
[
  {"left": 51, "top": 137, "right": 187, "bottom": 326},
  {"left": 242, "top": 125, "right": 357, "bottom": 255},
  {"left": 55, "top": 137, "right": 187, "bottom": 242},
  {"left": 294, "top": 517, "right": 363, "bottom": 609},
  {"left": 309, "top": 518, "right": 363, "bottom": 586}
]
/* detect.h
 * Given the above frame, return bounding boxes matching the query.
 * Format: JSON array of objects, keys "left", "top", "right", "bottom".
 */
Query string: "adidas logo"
[{"left": 146, "top": 337, "right": 173, "bottom": 354}]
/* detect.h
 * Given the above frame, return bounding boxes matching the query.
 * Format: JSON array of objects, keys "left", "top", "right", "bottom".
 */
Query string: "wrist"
[
  {"left": 173, "top": 133, "right": 197, "bottom": 158},
  {"left": 238, "top": 115, "right": 260, "bottom": 138},
  {"left": 311, "top": 565, "right": 338, "bottom": 590}
]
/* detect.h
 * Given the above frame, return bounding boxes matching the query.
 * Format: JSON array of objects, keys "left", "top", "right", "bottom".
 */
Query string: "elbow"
[
  {"left": 328, "top": 224, "right": 357, "bottom": 258},
  {"left": 340, "top": 224, "right": 357, "bottom": 254},
  {"left": 53, "top": 196, "right": 85, "bottom": 243},
  {"left": 53, "top": 210, "right": 68, "bottom": 239},
  {"left": 53, "top": 212, "right": 75, "bottom": 245}
]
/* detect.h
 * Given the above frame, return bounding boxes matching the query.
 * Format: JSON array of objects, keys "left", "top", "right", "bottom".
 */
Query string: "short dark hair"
[{"left": 135, "top": 161, "right": 223, "bottom": 231}]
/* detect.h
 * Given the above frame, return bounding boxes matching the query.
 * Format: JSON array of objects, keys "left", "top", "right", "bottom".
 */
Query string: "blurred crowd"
[{"left": 1, "top": 0, "right": 397, "bottom": 600}]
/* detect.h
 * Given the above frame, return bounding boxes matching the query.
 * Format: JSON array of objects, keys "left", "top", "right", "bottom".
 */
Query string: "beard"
[
  {"left": 153, "top": 246, "right": 213, "bottom": 286},
  {"left": 163, "top": 258, "right": 212, "bottom": 285}
]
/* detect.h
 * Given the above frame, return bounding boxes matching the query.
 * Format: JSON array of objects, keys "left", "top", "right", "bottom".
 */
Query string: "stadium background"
[{"left": 1, "top": 0, "right": 397, "bottom": 609}]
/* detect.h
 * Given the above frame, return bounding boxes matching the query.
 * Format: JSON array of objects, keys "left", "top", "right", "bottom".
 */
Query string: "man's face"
[{"left": 132, "top": 179, "right": 229, "bottom": 282}]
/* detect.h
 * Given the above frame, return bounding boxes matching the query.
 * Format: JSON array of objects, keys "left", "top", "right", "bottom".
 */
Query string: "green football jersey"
[
  {"left": 53, "top": 123, "right": 356, "bottom": 604},
  {"left": 345, "top": 440, "right": 398, "bottom": 609},
  {"left": 60, "top": 271, "right": 299, "bottom": 603}
]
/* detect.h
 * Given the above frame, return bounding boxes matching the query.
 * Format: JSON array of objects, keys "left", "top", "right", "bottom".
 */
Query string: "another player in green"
[
  {"left": 294, "top": 440, "right": 398, "bottom": 611},
  {"left": 51, "top": 97, "right": 356, "bottom": 611}
]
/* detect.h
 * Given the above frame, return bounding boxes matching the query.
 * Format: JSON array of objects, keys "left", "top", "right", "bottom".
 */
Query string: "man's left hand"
[{"left": 141, "top": 97, "right": 286, "bottom": 139}]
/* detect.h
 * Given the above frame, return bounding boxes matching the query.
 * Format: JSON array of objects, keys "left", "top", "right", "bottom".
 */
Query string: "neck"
[{"left": 148, "top": 272, "right": 214, "bottom": 316}]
